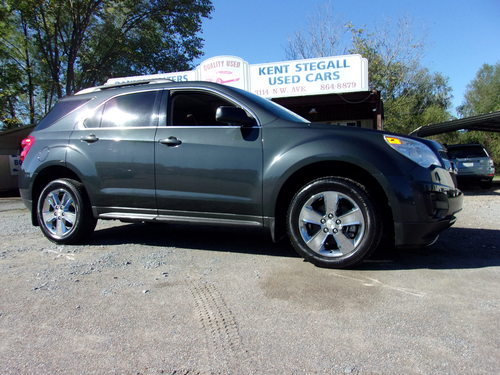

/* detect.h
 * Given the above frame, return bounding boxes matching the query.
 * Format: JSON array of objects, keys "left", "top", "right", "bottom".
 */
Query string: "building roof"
[{"left": 410, "top": 111, "right": 500, "bottom": 137}]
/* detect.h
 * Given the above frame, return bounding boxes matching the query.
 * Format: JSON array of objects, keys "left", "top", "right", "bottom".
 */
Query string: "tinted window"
[
  {"left": 170, "top": 91, "right": 242, "bottom": 126},
  {"left": 96, "top": 91, "right": 157, "bottom": 128},
  {"left": 231, "top": 86, "right": 309, "bottom": 123},
  {"left": 83, "top": 105, "right": 104, "bottom": 128},
  {"left": 36, "top": 98, "right": 90, "bottom": 130},
  {"left": 448, "top": 145, "right": 488, "bottom": 159}
]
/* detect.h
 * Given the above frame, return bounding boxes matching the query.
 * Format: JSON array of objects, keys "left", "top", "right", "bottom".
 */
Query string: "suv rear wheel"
[
  {"left": 37, "top": 178, "right": 97, "bottom": 244},
  {"left": 287, "top": 177, "right": 381, "bottom": 268}
]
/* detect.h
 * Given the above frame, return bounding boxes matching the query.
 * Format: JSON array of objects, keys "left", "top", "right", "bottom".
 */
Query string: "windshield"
[{"left": 231, "top": 87, "right": 309, "bottom": 123}]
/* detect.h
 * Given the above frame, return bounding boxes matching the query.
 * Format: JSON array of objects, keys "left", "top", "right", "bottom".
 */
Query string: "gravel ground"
[{"left": 0, "top": 185, "right": 499, "bottom": 374}]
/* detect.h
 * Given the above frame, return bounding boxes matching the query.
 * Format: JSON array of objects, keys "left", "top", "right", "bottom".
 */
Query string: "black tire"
[
  {"left": 287, "top": 177, "right": 381, "bottom": 268},
  {"left": 36, "top": 178, "right": 97, "bottom": 244}
]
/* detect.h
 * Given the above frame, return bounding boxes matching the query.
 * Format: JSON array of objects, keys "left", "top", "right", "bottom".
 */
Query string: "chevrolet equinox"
[{"left": 19, "top": 80, "right": 463, "bottom": 268}]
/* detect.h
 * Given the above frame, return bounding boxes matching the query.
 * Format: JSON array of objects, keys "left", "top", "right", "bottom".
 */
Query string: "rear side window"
[
  {"left": 448, "top": 146, "right": 488, "bottom": 159},
  {"left": 35, "top": 99, "right": 90, "bottom": 130},
  {"left": 86, "top": 91, "right": 158, "bottom": 128}
]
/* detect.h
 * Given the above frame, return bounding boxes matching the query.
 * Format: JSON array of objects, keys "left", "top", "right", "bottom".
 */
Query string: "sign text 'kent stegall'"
[
  {"left": 106, "top": 54, "right": 369, "bottom": 99},
  {"left": 249, "top": 55, "right": 368, "bottom": 98}
]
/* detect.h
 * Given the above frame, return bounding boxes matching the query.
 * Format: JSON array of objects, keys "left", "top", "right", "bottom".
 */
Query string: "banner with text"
[
  {"left": 106, "top": 54, "right": 369, "bottom": 98},
  {"left": 249, "top": 55, "right": 368, "bottom": 98},
  {"left": 198, "top": 56, "right": 249, "bottom": 90}
]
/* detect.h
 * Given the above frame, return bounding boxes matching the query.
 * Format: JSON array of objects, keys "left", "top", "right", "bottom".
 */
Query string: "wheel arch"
[
  {"left": 271, "top": 161, "right": 394, "bottom": 244},
  {"left": 30, "top": 166, "right": 86, "bottom": 226}
]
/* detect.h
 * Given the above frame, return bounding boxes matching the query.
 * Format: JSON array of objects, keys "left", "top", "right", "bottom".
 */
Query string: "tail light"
[
  {"left": 20, "top": 135, "right": 35, "bottom": 162},
  {"left": 487, "top": 158, "right": 495, "bottom": 177}
]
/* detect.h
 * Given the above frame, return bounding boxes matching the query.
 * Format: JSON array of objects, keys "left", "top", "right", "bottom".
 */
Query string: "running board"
[{"left": 98, "top": 212, "right": 263, "bottom": 227}]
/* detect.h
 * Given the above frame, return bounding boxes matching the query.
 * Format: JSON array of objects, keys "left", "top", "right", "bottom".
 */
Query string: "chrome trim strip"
[
  {"left": 162, "top": 125, "right": 255, "bottom": 129},
  {"left": 96, "top": 208, "right": 263, "bottom": 227},
  {"left": 94, "top": 206, "right": 157, "bottom": 214},
  {"left": 155, "top": 214, "right": 262, "bottom": 227},
  {"left": 99, "top": 212, "right": 157, "bottom": 220}
]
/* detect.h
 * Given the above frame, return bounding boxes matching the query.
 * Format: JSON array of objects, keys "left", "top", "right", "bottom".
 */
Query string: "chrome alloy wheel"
[
  {"left": 298, "top": 191, "right": 365, "bottom": 257},
  {"left": 41, "top": 188, "right": 78, "bottom": 239}
]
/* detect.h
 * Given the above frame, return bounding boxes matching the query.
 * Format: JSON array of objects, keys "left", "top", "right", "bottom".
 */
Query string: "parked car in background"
[
  {"left": 18, "top": 79, "right": 463, "bottom": 268},
  {"left": 447, "top": 143, "right": 495, "bottom": 188}
]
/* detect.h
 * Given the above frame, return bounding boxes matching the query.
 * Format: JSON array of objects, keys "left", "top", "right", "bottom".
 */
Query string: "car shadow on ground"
[
  {"left": 360, "top": 227, "right": 500, "bottom": 271},
  {"left": 0, "top": 190, "right": 20, "bottom": 198},
  {"left": 459, "top": 180, "right": 500, "bottom": 196},
  {"left": 89, "top": 222, "right": 299, "bottom": 258},
  {"left": 89, "top": 223, "right": 499, "bottom": 270}
]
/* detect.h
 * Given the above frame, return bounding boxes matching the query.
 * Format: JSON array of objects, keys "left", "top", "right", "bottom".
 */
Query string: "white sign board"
[
  {"left": 105, "top": 54, "right": 369, "bottom": 98},
  {"left": 9, "top": 155, "right": 20, "bottom": 176},
  {"left": 249, "top": 55, "right": 368, "bottom": 98},
  {"left": 198, "top": 56, "right": 249, "bottom": 90},
  {"left": 106, "top": 70, "right": 196, "bottom": 85}
]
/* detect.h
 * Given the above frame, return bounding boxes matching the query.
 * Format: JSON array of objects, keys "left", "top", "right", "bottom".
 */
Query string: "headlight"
[{"left": 384, "top": 135, "right": 441, "bottom": 168}]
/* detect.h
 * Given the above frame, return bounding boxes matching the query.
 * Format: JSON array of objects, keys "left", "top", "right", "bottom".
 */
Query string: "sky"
[{"left": 194, "top": 0, "right": 500, "bottom": 114}]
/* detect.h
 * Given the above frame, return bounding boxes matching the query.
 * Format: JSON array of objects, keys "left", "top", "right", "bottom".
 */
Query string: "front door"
[{"left": 154, "top": 89, "right": 263, "bottom": 224}]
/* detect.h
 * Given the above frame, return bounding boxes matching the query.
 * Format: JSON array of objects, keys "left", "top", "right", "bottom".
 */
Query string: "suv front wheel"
[
  {"left": 37, "top": 178, "right": 97, "bottom": 244},
  {"left": 287, "top": 177, "right": 381, "bottom": 268}
]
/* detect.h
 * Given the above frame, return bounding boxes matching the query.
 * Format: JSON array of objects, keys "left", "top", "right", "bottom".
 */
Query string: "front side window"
[
  {"left": 170, "top": 91, "right": 246, "bottom": 126},
  {"left": 85, "top": 91, "right": 158, "bottom": 128},
  {"left": 231, "top": 86, "right": 308, "bottom": 123}
]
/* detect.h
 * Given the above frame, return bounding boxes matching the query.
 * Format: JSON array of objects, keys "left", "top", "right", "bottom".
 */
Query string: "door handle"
[
  {"left": 159, "top": 136, "right": 182, "bottom": 146},
  {"left": 81, "top": 134, "right": 99, "bottom": 143}
]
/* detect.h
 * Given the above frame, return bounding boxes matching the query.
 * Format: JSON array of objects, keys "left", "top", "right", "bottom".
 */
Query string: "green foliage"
[
  {"left": 347, "top": 25, "right": 453, "bottom": 134},
  {"left": 436, "top": 62, "right": 500, "bottom": 167},
  {"left": 458, "top": 62, "right": 500, "bottom": 117},
  {"left": 0, "top": 0, "right": 213, "bottom": 129},
  {"left": 0, "top": 61, "right": 24, "bottom": 128},
  {"left": 285, "top": 14, "right": 454, "bottom": 135},
  {"left": 76, "top": 0, "right": 213, "bottom": 89},
  {"left": 0, "top": 1, "right": 26, "bottom": 128},
  {"left": 0, "top": 117, "right": 23, "bottom": 130}
]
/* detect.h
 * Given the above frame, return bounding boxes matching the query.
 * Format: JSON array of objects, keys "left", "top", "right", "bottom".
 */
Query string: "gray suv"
[
  {"left": 19, "top": 80, "right": 463, "bottom": 268},
  {"left": 447, "top": 143, "right": 495, "bottom": 188}
]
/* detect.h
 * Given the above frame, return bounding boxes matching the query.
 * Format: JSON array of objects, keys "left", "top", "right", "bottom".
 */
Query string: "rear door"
[
  {"left": 154, "top": 89, "right": 263, "bottom": 224},
  {"left": 68, "top": 90, "right": 160, "bottom": 216}
]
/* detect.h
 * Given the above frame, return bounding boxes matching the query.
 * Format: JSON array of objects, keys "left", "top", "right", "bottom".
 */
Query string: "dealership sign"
[{"left": 107, "top": 54, "right": 369, "bottom": 98}]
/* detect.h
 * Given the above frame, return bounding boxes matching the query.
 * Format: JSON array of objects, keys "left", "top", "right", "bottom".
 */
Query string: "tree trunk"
[{"left": 22, "top": 20, "right": 35, "bottom": 126}]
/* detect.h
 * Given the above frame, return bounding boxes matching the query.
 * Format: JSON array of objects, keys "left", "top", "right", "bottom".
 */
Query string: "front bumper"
[
  {"left": 394, "top": 185, "right": 463, "bottom": 248},
  {"left": 395, "top": 217, "right": 457, "bottom": 248}
]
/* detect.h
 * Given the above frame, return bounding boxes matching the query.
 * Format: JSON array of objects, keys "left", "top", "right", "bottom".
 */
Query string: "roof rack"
[{"left": 75, "top": 77, "right": 173, "bottom": 95}]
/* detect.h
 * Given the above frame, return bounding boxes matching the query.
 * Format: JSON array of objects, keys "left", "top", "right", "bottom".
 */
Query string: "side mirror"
[{"left": 216, "top": 106, "right": 256, "bottom": 127}]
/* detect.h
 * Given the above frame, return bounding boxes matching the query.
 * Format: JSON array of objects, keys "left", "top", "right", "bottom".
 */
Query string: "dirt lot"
[{"left": 1, "top": 185, "right": 499, "bottom": 374}]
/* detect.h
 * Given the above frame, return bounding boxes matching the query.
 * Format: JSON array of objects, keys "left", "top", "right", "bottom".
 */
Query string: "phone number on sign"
[{"left": 321, "top": 82, "right": 357, "bottom": 90}]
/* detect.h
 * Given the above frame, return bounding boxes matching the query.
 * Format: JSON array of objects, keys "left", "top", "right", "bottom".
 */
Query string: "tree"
[
  {"left": 76, "top": 0, "right": 213, "bottom": 89},
  {"left": 458, "top": 62, "right": 500, "bottom": 117},
  {"left": 349, "top": 24, "right": 452, "bottom": 134},
  {"left": 437, "top": 62, "right": 500, "bottom": 167},
  {"left": 0, "top": 1, "right": 37, "bottom": 128},
  {"left": 0, "top": 0, "right": 213, "bottom": 129},
  {"left": 285, "top": 3, "right": 350, "bottom": 60},
  {"left": 285, "top": 6, "right": 453, "bottom": 135}
]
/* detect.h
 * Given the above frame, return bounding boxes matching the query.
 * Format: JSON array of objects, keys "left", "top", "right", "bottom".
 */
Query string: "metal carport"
[{"left": 410, "top": 111, "right": 500, "bottom": 137}]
